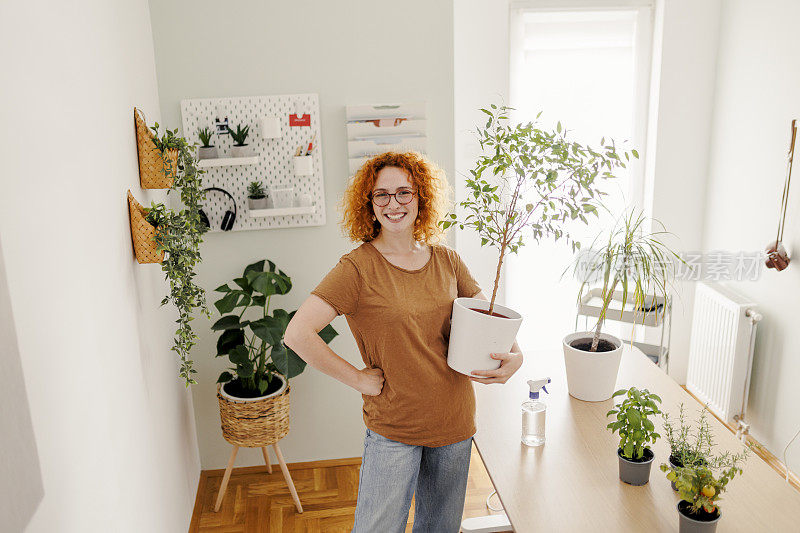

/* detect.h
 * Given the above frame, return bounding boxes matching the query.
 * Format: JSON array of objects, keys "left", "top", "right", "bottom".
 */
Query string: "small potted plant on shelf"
[
  {"left": 134, "top": 107, "right": 179, "bottom": 189},
  {"left": 228, "top": 124, "right": 251, "bottom": 157},
  {"left": 197, "top": 127, "right": 218, "bottom": 160},
  {"left": 212, "top": 259, "right": 338, "bottom": 446},
  {"left": 441, "top": 103, "right": 634, "bottom": 376},
  {"left": 662, "top": 452, "right": 747, "bottom": 533},
  {"left": 247, "top": 180, "right": 271, "bottom": 210},
  {"left": 606, "top": 387, "right": 662, "bottom": 485},
  {"left": 141, "top": 122, "right": 209, "bottom": 386},
  {"left": 562, "top": 210, "right": 682, "bottom": 401}
]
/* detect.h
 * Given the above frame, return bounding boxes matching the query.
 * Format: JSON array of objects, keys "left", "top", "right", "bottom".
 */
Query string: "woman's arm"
[
  {"left": 468, "top": 290, "right": 523, "bottom": 384},
  {"left": 284, "top": 295, "right": 384, "bottom": 396}
]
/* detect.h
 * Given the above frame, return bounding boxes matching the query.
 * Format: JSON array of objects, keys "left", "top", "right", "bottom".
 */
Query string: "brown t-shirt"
[{"left": 311, "top": 242, "right": 482, "bottom": 447}]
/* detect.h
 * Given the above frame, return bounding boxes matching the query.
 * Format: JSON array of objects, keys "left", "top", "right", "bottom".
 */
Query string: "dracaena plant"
[
  {"left": 198, "top": 127, "right": 214, "bottom": 148},
  {"left": 247, "top": 181, "right": 266, "bottom": 199},
  {"left": 566, "top": 209, "right": 683, "bottom": 352},
  {"left": 212, "top": 260, "right": 338, "bottom": 396},
  {"left": 144, "top": 123, "right": 209, "bottom": 386},
  {"left": 440, "top": 104, "right": 636, "bottom": 315},
  {"left": 606, "top": 387, "right": 662, "bottom": 460},
  {"left": 228, "top": 124, "right": 250, "bottom": 146}
]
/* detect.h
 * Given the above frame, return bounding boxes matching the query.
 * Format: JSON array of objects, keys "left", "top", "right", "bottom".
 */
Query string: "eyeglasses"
[{"left": 371, "top": 189, "right": 416, "bottom": 207}]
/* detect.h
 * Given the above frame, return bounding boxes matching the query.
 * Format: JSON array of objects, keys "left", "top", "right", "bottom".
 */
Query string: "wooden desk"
[{"left": 472, "top": 346, "right": 800, "bottom": 532}]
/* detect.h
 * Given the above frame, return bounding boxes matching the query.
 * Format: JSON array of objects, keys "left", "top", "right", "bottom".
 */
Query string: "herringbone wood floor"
[{"left": 190, "top": 443, "right": 505, "bottom": 532}]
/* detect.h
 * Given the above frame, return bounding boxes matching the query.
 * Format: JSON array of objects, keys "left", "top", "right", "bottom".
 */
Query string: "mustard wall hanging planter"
[
  {"left": 127, "top": 190, "right": 163, "bottom": 264},
  {"left": 134, "top": 107, "right": 177, "bottom": 189}
]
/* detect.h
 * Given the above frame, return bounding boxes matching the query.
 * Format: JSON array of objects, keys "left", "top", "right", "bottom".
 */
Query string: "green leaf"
[
  {"left": 627, "top": 408, "right": 641, "bottom": 425},
  {"left": 229, "top": 345, "right": 250, "bottom": 366},
  {"left": 216, "top": 328, "right": 245, "bottom": 356},
  {"left": 612, "top": 389, "right": 627, "bottom": 398},
  {"left": 244, "top": 260, "right": 266, "bottom": 276},
  {"left": 272, "top": 343, "right": 307, "bottom": 379},
  {"left": 249, "top": 316, "right": 278, "bottom": 344},
  {"left": 211, "top": 315, "right": 247, "bottom": 331},
  {"left": 214, "top": 292, "right": 240, "bottom": 314},
  {"left": 215, "top": 284, "right": 231, "bottom": 293},
  {"left": 248, "top": 271, "right": 276, "bottom": 296},
  {"left": 318, "top": 323, "right": 338, "bottom": 344},
  {"left": 217, "top": 371, "right": 233, "bottom": 383}
]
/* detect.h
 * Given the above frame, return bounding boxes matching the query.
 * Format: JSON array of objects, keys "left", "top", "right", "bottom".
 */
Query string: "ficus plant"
[
  {"left": 606, "top": 387, "right": 662, "bottom": 460},
  {"left": 228, "top": 124, "right": 250, "bottom": 146},
  {"left": 212, "top": 260, "right": 338, "bottom": 397},
  {"left": 198, "top": 127, "right": 214, "bottom": 148},
  {"left": 144, "top": 122, "right": 209, "bottom": 386},
  {"left": 440, "top": 104, "right": 636, "bottom": 315}
]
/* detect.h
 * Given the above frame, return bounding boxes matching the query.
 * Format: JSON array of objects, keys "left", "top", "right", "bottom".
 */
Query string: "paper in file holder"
[{"left": 345, "top": 102, "right": 427, "bottom": 175}]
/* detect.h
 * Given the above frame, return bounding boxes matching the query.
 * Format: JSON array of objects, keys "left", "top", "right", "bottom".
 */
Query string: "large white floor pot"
[
  {"left": 447, "top": 297, "right": 523, "bottom": 376},
  {"left": 562, "top": 331, "right": 623, "bottom": 401}
]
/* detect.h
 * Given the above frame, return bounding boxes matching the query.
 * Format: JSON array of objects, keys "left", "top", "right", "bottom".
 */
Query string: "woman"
[{"left": 284, "top": 151, "right": 523, "bottom": 533}]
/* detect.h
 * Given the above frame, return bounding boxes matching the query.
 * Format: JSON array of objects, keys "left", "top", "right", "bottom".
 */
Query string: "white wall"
[
  {"left": 0, "top": 2, "right": 200, "bottom": 531},
  {"left": 701, "top": 0, "right": 800, "bottom": 476},
  {"left": 148, "top": 0, "right": 455, "bottom": 469}
]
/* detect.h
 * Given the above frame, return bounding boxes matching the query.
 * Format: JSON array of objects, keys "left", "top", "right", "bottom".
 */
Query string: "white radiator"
[{"left": 686, "top": 282, "right": 761, "bottom": 432}]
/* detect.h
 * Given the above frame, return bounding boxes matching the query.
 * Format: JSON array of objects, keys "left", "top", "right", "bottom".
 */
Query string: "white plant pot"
[
  {"left": 229, "top": 144, "right": 253, "bottom": 157},
  {"left": 293, "top": 155, "right": 314, "bottom": 175},
  {"left": 197, "top": 146, "right": 218, "bottom": 160},
  {"left": 248, "top": 197, "right": 269, "bottom": 210},
  {"left": 447, "top": 297, "right": 523, "bottom": 376},
  {"left": 562, "top": 331, "right": 623, "bottom": 401},
  {"left": 219, "top": 373, "right": 287, "bottom": 402}
]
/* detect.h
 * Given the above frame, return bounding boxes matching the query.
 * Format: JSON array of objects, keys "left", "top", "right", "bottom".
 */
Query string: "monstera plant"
[{"left": 212, "top": 259, "right": 337, "bottom": 398}]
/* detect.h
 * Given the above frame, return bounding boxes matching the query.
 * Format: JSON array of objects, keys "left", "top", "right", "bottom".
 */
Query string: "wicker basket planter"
[
  {"left": 127, "top": 190, "right": 163, "bottom": 264},
  {"left": 134, "top": 107, "right": 178, "bottom": 189},
  {"left": 217, "top": 375, "right": 290, "bottom": 447}
]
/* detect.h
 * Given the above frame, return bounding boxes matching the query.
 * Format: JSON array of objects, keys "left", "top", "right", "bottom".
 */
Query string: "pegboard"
[{"left": 180, "top": 94, "right": 326, "bottom": 232}]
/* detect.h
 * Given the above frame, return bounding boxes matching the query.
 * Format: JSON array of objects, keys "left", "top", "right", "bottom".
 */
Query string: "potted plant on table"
[
  {"left": 663, "top": 404, "right": 712, "bottom": 490},
  {"left": 662, "top": 454, "right": 746, "bottom": 533},
  {"left": 606, "top": 386, "right": 662, "bottom": 485},
  {"left": 197, "top": 127, "right": 218, "bottom": 160},
  {"left": 140, "top": 121, "right": 209, "bottom": 386},
  {"left": 441, "top": 104, "right": 634, "bottom": 375},
  {"left": 247, "top": 180, "right": 271, "bottom": 210},
  {"left": 212, "top": 259, "right": 338, "bottom": 445},
  {"left": 562, "top": 210, "right": 681, "bottom": 401},
  {"left": 228, "top": 124, "right": 252, "bottom": 157}
]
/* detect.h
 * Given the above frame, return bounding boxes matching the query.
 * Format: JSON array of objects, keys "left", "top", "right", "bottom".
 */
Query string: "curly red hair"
[{"left": 341, "top": 152, "right": 449, "bottom": 243}]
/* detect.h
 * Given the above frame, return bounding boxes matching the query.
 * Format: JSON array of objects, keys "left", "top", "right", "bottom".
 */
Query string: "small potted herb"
[
  {"left": 197, "top": 127, "right": 218, "bottom": 160},
  {"left": 663, "top": 404, "right": 712, "bottom": 490},
  {"left": 247, "top": 180, "right": 271, "bottom": 210},
  {"left": 606, "top": 387, "right": 662, "bottom": 485},
  {"left": 228, "top": 124, "right": 251, "bottom": 157},
  {"left": 212, "top": 260, "right": 337, "bottom": 444},
  {"left": 662, "top": 453, "right": 746, "bottom": 533}
]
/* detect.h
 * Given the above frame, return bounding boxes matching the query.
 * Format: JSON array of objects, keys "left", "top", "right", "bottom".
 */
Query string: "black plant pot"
[
  {"left": 677, "top": 501, "right": 721, "bottom": 533},
  {"left": 617, "top": 448, "right": 654, "bottom": 485}
]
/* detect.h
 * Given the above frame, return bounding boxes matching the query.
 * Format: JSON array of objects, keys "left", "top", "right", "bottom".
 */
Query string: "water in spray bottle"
[{"left": 522, "top": 377, "right": 551, "bottom": 446}]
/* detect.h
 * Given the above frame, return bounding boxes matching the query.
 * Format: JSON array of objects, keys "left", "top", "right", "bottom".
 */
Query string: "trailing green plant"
[
  {"left": 212, "top": 260, "right": 338, "bottom": 396},
  {"left": 228, "top": 124, "right": 250, "bottom": 146},
  {"left": 145, "top": 122, "right": 209, "bottom": 386},
  {"left": 566, "top": 209, "right": 683, "bottom": 352},
  {"left": 661, "top": 453, "right": 747, "bottom": 517},
  {"left": 606, "top": 387, "right": 662, "bottom": 460},
  {"left": 247, "top": 181, "right": 266, "bottom": 200},
  {"left": 440, "top": 103, "right": 636, "bottom": 315},
  {"left": 198, "top": 127, "right": 214, "bottom": 148}
]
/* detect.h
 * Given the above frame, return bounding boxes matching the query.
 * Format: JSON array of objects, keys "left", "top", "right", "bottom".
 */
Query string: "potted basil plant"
[
  {"left": 606, "top": 387, "right": 662, "bottom": 485},
  {"left": 441, "top": 103, "right": 633, "bottom": 376},
  {"left": 197, "top": 127, "right": 218, "bottom": 160},
  {"left": 228, "top": 124, "right": 252, "bottom": 157}
]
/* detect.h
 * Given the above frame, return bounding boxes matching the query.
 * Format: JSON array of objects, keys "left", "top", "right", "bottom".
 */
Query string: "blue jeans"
[{"left": 352, "top": 428, "right": 473, "bottom": 533}]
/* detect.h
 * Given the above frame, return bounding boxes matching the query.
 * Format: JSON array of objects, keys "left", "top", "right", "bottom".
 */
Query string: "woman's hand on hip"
[
  {"left": 356, "top": 367, "right": 385, "bottom": 396},
  {"left": 469, "top": 352, "right": 523, "bottom": 384}
]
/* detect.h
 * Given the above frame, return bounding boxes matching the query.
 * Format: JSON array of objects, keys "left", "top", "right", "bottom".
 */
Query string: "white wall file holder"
[
  {"left": 293, "top": 155, "right": 313, "bottom": 176},
  {"left": 180, "top": 93, "right": 325, "bottom": 232},
  {"left": 345, "top": 102, "right": 427, "bottom": 176}
]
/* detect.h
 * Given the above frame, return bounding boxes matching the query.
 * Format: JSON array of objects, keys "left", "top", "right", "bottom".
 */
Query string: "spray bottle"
[{"left": 522, "top": 377, "right": 551, "bottom": 447}]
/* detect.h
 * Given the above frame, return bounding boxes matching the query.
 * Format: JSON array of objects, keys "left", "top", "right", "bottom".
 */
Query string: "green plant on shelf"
[
  {"left": 606, "top": 387, "right": 662, "bottom": 460},
  {"left": 212, "top": 260, "right": 338, "bottom": 396},
  {"left": 145, "top": 122, "right": 209, "bottom": 387},
  {"left": 247, "top": 181, "right": 266, "bottom": 199},
  {"left": 228, "top": 124, "right": 250, "bottom": 146},
  {"left": 198, "top": 127, "right": 214, "bottom": 148}
]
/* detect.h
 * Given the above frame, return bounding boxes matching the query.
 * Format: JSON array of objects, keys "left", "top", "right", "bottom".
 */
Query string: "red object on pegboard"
[{"left": 289, "top": 113, "right": 311, "bottom": 127}]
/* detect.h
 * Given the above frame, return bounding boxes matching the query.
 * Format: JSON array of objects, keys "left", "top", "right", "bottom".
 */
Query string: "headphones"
[{"left": 199, "top": 187, "right": 237, "bottom": 231}]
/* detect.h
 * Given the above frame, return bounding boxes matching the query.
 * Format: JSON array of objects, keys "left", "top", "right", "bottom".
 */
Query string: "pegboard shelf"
[
  {"left": 249, "top": 206, "right": 316, "bottom": 218},
  {"left": 197, "top": 156, "right": 259, "bottom": 168}
]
